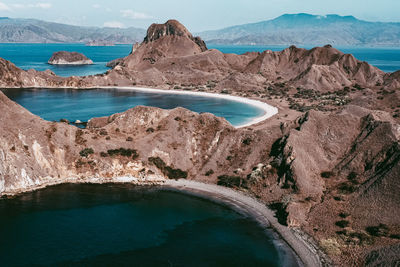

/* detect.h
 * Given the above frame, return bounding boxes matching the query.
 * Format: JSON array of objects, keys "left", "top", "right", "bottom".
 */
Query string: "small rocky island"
[{"left": 48, "top": 51, "right": 93, "bottom": 65}]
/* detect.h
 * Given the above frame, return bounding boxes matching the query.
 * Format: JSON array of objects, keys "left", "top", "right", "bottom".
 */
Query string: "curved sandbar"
[
  {"left": 101, "top": 86, "right": 279, "bottom": 128},
  {"left": 162, "top": 179, "right": 323, "bottom": 267}
]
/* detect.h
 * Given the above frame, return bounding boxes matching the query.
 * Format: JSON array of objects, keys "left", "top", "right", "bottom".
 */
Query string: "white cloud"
[
  {"left": 11, "top": 2, "right": 52, "bottom": 9},
  {"left": 121, "top": 9, "right": 152, "bottom": 20},
  {"left": 103, "top": 21, "right": 125, "bottom": 28},
  {"left": 35, "top": 3, "right": 51, "bottom": 9},
  {"left": 92, "top": 4, "right": 101, "bottom": 9},
  {"left": 0, "top": 2, "right": 11, "bottom": 11}
]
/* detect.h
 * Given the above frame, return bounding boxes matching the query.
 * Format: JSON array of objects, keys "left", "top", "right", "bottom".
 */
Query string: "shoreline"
[
  {"left": 4, "top": 85, "right": 278, "bottom": 128},
  {"left": 162, "top": 179, "right": 326, "bottom": 267},
  {"left": 109, "top": 86, "right": 279, "bottom": 128},
  {"left": 1, "top": 177, "right": 326, "bottom": 267}
]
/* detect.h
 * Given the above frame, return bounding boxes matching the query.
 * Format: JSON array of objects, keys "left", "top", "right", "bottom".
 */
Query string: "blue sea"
[{"left": 0, "top": 44, "right": 399, "bottom": 77}]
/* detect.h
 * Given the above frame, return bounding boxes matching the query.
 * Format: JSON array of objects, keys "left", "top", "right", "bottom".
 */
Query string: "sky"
[{"left": 0, "top": 0, "right": 399, "bottom": 32}]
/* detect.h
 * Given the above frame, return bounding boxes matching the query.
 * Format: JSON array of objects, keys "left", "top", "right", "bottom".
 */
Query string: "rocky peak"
[{"left": 143, "top": 19, "right": 207, "bottom": 52}]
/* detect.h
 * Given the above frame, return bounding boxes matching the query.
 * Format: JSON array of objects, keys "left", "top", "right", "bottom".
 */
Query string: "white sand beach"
[{"left": 106, "top": 86, "right": 279, "bottom": 128}]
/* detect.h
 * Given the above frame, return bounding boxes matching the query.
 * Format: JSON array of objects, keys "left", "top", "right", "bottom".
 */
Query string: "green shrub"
[
  {"left": 205, "top": 169, "right": 214, "bottom": 176},
  {"left": 242, "top": 137, "right": 252, "bottom": 145},
  {"left": 321, "top": 171, "right": 334, "bottom": 178},
  {"left": 107, "top": 148, "right": 138, "bottom": 160},
  {"left": 338, "top": 183, "right": 356, "bottom": 194},
  {"left": 79, "top": 148, "right": 94, "bottom": 158},
  {"left": 268, "top": 202, "right": 289, "bottom": 226},
  {"left": 217, "top": 175, "right": 247, "bottom": 188},
  {"left": 148, "top": 157, "right": 187, "bottom": 179},
  {"left": 366, "top": 224, "right": 389, "bottom": 237},
  {"left": 335, "top": 220, "right": 350, "bottom": 228}
]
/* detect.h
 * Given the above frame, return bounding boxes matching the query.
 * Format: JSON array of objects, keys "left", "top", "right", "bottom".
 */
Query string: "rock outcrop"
[{"left": 48, "top": 51, "right": 93, "bottom": 65}]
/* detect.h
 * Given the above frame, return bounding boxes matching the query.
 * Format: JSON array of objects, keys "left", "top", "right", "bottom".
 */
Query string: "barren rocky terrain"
[{"left": 0, "top": 19, "right": 399, "bottom": 266}]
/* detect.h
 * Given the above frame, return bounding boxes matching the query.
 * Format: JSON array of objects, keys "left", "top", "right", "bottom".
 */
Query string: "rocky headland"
[
  {"left": 0, "top": 19, "right": 399, "bottom": 266},
  {"left": 48, "top": 51, "right": 94, "bottom": 65}
]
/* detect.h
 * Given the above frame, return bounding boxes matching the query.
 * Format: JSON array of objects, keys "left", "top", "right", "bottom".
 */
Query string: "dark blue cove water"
[
  {"left": 209, "top": 45, "right": 400, "bottom": 73},
  {"left": 1, "top": 88, "right": 265, "bottom": 127},
  {"left": 0, "top": 184, "right": 282, "bottom": 266},
  {"left": 0, "top": 43, "right": 132, "bottom": 77}
]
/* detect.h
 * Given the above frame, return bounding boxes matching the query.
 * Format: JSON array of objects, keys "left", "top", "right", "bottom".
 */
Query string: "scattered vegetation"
[
  {"left": 217, "top": 175, "right": 247, "bottom": 188},
  {"left": 335, "top": 220, "right": 350, "bottom": 228},
  {"left": 338, "top": 182, "right": 356, "bottom": 194},
  {"left": 268, "top": 202, "right": 289, "bottom": 226},
  {"left": 205, "top": 169, "right": 214, "bottom": 176},
  {"left": 75, "top": 129, "right": 86, "bottom": 145},
  {"left": 148, "top": 157, "right": 188, "bottom": 179},
  {"left": 347, "top": 172, "right": 359, "bottom": 184},
  {"left": 99, "top": 129, "right": 108, "bottom": 136},
  {"left": 321, "top": 171, "right": 334, "bottom": 178},
  {"left": 79, "top": 148, "right": 94, "bottom": 158},
  {"left": 242, "top": 137, "right": 252, "bottom": 145},
  {"left": 366, "top": 224, "right": 389, "bottom": 237},
  {"left": 107, "top": 148, "right": 139, "bottom": 160}
]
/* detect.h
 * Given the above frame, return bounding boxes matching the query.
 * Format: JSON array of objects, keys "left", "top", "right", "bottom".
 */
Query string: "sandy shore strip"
[
  {"left": 163, "top": 179, "right": 326, "bottom": 267},
  {"left": 104, "top": 86, "right": 279, "bottom": 128}
]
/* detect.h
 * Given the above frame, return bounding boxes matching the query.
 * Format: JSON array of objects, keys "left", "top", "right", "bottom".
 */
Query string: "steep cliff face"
[
  {"left": 144, "top": 19, "right": 207, "bottom": 52},
  {"left": 263, "top": 106, "right": 400, "bottom": 265}
]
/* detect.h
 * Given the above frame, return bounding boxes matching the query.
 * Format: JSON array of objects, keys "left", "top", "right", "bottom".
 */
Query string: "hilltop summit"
[{"left": 144, "top": 19, "right": 207, "bottom": 51}]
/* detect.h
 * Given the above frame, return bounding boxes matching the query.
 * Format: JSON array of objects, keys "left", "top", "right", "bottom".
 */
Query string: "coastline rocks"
[{"left": 48, "top": 51, "right": 93, "bottom": 65}]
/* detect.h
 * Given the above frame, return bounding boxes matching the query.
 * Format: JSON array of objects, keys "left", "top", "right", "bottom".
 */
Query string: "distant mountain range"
[
  {"left": 0, "top": 17, "right": 146, "bottom": 43},
  {"left": 1, "top": 14, "right": 400, "bottom": 46},
  {"left": 198, "top": 13, "right": 400, "bottom": 47}
]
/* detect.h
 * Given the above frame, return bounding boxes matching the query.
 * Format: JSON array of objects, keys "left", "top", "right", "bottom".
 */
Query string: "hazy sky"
[{"left": 0, "top": 0, "right": 399, "bottom": 31}]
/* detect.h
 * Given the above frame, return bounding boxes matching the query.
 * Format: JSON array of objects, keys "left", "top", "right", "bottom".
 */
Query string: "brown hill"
[{"left": 0, "top": 88, "right": 399, "bottom": 265}]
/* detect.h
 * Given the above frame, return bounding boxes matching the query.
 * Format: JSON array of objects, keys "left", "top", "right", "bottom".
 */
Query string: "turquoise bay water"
[
  {"left": 0, "top": 184, "right": 282, "bottom": 266},
  {"left": 1, "top": 88, "right": 265, "bottom": 127}
]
